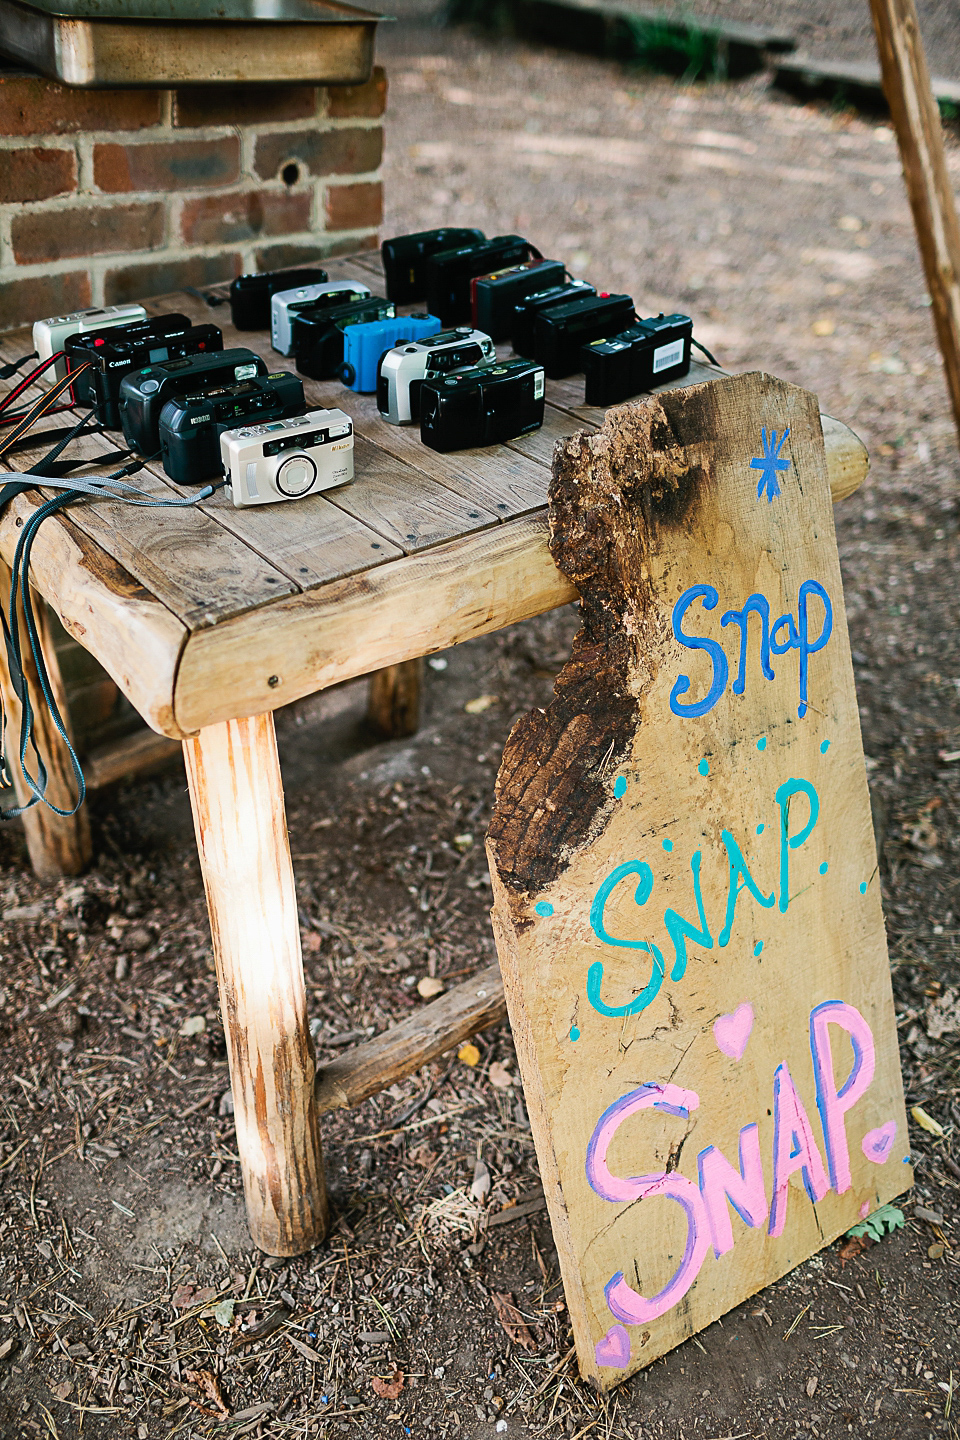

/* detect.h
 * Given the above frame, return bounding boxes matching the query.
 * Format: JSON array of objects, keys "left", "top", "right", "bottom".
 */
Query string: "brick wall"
[{"left": 0, "top": 65, "right": 386, "bottom": 331}]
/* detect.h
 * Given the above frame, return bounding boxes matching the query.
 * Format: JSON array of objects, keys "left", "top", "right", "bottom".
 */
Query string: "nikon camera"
[
  {"left": 119, "top": 348, "right": 268, "bottom": 455},
  {"left": 293, "top": 296, "right": 395, "bottom": 381},
  {"left": 419, "top": 358, "right": 545, "bottom": 453},
  {"left": 382, "top": 227, "right": 485, "bottom": 303},
  {"left": 229, "top": 267, "right": 327, "bottom": 330},
  {"left": 582, "top": 313, "right": 693, "bottom": 406},
  {"left": 376, "top": 326, "right": 496, "bottom": 425},
  {"left": 221, "top": 408, "right": 354, "bottom": 508},
  {"left": 271, "top": 280, "right": 371, "bottom": 356},
  {"left": 65, "top": 314, "right": 222, "bottom": 429},
  {"left": 158, "top": 372, "right": 306, "bottom": 485}
]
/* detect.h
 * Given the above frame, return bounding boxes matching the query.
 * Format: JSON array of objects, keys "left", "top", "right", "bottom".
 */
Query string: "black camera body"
[
  {"left": 382, "top": 227, "right": 485, "bottom": 304},
  {"left": 158, "top": 372, "right": 306, "bottom": 485},
  {"left": 419, "top": 358, "right": 545, "bottom": 453},
  {"left": 470, "top": 258, "right": 566, "bottom": 342},
  {"left": 229, "top": 267, "right": 328, "bottom": 330},
  {"left": 511, "top": 279, "right": 596, "bottom": 357},
  {"left": 293, "top": 296, "right": 395, "bottom": 380},
  {"left": 582, "top": 313, "right": 693, "bottom": 406},
  {"left": 119, "top": 348, "right": 268, "bottom": 455},
  {"left": 65, "top": 314, "right": 222, "bottom": 429},
  {"left": 533, "top": 292, "right": 636, "bottom": 379},
  {"left": 424, "top": 235, "right": 538, "bottom": 325}
]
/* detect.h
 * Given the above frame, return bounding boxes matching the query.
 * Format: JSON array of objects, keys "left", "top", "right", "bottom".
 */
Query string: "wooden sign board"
[{"left": 486, "top": 373, "right": 910, "bottom": 1390}]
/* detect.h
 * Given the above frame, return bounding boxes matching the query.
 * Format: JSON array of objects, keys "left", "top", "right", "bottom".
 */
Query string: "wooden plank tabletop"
[{"left": 0, "top": 252, "right": 865, "bottom": 740}]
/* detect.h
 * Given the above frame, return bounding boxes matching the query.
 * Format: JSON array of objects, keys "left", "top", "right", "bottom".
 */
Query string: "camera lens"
[{"left": 275, "top": 452, "right": 317, "bottom": 497}]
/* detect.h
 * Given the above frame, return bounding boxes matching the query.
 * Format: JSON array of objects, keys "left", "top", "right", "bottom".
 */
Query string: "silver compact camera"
[
  {"left": 376, "top": 326, "right": 495, "bottom": 425},
  {"left": 33, "top": 303, "right": 147, "bottom": 379},
  {"left": 270, "top": 280, "right": 371, "bottom": 356},
  {"left": 220, "top": 408, "right": 354, "bottom": 508}
]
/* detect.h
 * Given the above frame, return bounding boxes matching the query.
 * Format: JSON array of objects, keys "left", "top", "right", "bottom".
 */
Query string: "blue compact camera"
[{"left": 338, "top": 313, "right": 442, "bottom": 393}]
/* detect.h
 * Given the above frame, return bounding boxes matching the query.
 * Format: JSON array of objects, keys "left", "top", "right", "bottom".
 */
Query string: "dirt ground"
[{"left": 3, "top": 22, "right": 960, "bottom": 1440}]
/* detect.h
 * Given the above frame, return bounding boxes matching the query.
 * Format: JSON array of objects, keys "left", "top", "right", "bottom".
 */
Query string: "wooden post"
[
  {"left": 0, "top": 561, "right": 92, "bottom": 878},
  {"left": 182, "top": 712, "right": 329, "bottom": 1256},
  {"left": 367, "top": 657, "right": 424, "bottom": 738},
  {"left": 869, "top": 0, "right": 960, "bottom": 439}
]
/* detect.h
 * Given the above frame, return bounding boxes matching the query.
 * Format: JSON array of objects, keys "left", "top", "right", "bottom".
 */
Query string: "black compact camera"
[
  {"left": 511, "top": 279, "right": 596, "bottom": 357},
  {"left": 293, "top": 296, "right": 395, "bottom": 380},
  {"left": 382, "top": 227, "right": 485, "bottom": 304},
  {"left": 582, "top": 313, "right": 693, "bottom": 406},
  {"left": 419, "top": 358, "right": 545, "bottom": 453},
  {"left": 229, "top": 267, "right": 328, "bottom": 330},
  {"left": 158, "top": 372, "right": 306, "bottom": 485},
  {"left": 119, "top": 348, "right": 268, "bottom": 455},
  {"left": 65, "top": 314, "right": 222, "bottom": 429},
  {"left": 470, "top": 258, "right": 566, "bottom": 342},
  {"left": 533, "top": 292, "right": 636, "bottom": 379},
  {"left": 424, "top": 236, "right": 539, "bottom": 325}
]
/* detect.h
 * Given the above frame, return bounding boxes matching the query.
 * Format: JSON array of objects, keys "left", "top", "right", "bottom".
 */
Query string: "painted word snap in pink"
[
  {"left": 594, "top": 1324, "right": 631, "bottom": 1369},
  {"left": 861, "top": 1121, "right": 897, "bottom": 1164},
  {"left": 713, "top": 1003, "right": 754, "bottom": 1060}
]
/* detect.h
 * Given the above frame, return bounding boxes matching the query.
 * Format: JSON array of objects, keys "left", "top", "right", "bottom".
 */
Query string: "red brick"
[
  {"left": 103, "top": 252, "right": 242, "bottom": 307},
  {"left": 12, "top": 201, "right": 165, "bottom": 265},
  {"left": 0, "top": 146, "right": 76, "bottom": 203},
  {"left": 0, "top": 72, "right": 161, "bottom": 137},
  {"left": 326, "top": 67, "right": 387, "bottom": 119},
  {"left": 325, "top": 180, "right": 382, "bottom": 232},
  {"left": 94, "top": 137, "right": 241, "bottom": 194},
  {"left": 180, "top": 189, "right": 311, "bottom": 246},
  {"left": 0, "top": 269, "right": 91, "bottom": 333},
  {"left": 253, "top": 126, "right": 382, "bottom": 182},
  {"left": 173, "top": 85, "right": 318, "bottom": 128}
]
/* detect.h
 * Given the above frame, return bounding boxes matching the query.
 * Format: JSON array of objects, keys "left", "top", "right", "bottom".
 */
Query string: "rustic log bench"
[{"left": 0, "top": 251, "right": 869, "bottom": 1254}]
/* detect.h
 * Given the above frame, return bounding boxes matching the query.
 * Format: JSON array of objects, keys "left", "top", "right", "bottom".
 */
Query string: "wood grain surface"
[{"left": 486, "top": 372, "right": 909, "bottom": 1389}]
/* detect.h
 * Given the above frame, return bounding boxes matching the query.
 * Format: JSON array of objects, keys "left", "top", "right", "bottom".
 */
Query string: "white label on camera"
[
  {"left": 235, "top": 363, "right": 259, "bottom": 381},
  {"left": 534, "top": 371, "right": 544, "bottom": 399},
  {"left": 245, "top": 461, "right": 260, "bottom": 499},
  {"left": 653, "top": 338, "right": 684, "bottom": 374}
]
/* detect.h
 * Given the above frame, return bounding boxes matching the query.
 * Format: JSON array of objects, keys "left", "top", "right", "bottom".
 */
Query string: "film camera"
[
  {"left": 271, "top": 280, "right": 371, "bottom": 356},
  {"left": 221, "top": 408, "right": 354, "bottom": 508},
  {"left": 381, "top": 227, "right": 485, "bottom": 304},
  {"left": 293, "top": 297, "right": 395, "bottom": 381},
  {"left": 339, "top": 313, "right": 440, "bottom": 393},
  {"left": 532, "top": 291, "right": 636, "bottom": 378},
  {"left": 419, "top": 358, "right": 545, "bottom": 453},
  {"left": 33, "top": 303, "right": 147, "bottom": 380},
  {"left": 582, "top": 313, "right": 693, "bottom": 406},
  {"left": 424, "top": 235, "right": 540, "bottom": 325},
  {"left": 229, "top": 267, "right": 328, "bottom": 331},
  {"left": 119, "top": 348, "right": 268, "bottom": 455},
  {"left": 158, "top": 372, "right": 306, "bottom": 485},
  {"left": 471, "top": 258, "right": 565, "bottom": 342},
  {"left": 375, "top": 326, "right": 496, "bottom": 425},
  {"left": 511, "top": 280, "right": 596, "bottom": 357},
  {"left": 65, "top": 314, "right": 222, "bottom": 430}
]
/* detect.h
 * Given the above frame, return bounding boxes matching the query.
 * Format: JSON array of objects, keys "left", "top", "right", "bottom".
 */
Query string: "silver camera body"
[
  {"left": 376, "top": 326, "right": 495, "bottom": 425},
  {"left": 270, "top": 280, "right": 371, "bottom": 356},
  {"left": 33, "top": 303, "right": 147, "bottom": 379},
  {"left": 220, "top": 408, "right": 354, "bottom": 508}
]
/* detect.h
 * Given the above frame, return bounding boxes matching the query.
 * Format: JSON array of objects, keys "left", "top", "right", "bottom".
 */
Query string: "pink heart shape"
[
  {"left": 713, "top": 1003, "right": 754, "bottom": 1061},
  {"left": 862, "top": 1121, "right": 896, "bottom": 1164},
  {"left": 595, "top": 1324, "right": 630, "bottom": 1369}
]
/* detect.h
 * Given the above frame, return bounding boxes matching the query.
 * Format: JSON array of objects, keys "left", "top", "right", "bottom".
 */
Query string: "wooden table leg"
[
  {"left": 182, "top": 712, "right": 329, "bottom": 1256},
  {"left": 0, "top": 562, "right": 92, "bottom": 878},
  {"left": 367, "top": 657, "right": 423, "bottom": 738}
]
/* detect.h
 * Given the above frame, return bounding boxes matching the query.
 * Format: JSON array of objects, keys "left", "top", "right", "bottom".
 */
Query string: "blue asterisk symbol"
[{"left": 750, "top": 426, "right": 791, "bottom": 502}]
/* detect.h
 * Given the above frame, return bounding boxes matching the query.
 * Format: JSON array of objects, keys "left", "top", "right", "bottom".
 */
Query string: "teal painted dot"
[
  {"left": 698, "top": 758, "right": 710, "bottom": 776},
  {"left": 756, "top": 823, "right": 765, "bottom": 835},
  {"left": 535, "top": 901, "right": 554, "bottom": 917},
  {"left": 820, "top": 739, "right": 831, "bottom": 754},
  {"left": 819, "top": 862, "right": 828, "bottom": 875},
  {"left": 757, "top": 737, "right": 767, "bottom": 751},
  {"left": 614, "top": 776, "right": 627, "bottom": 799},
  {"left": 859, "top": 881, "right": 868, "bottom": 895},
  {"left": 570, "top": 1026, "right": 580, "bottom": 1042},
  {"left": 662, "top": 838, "right": 673, "bottom": 853},
  {"left": 903, "top": 1155, "right": 911, "bottom": 1164},
  {"left": 754, "top": 941, "right": 763, "bottom": 956}
]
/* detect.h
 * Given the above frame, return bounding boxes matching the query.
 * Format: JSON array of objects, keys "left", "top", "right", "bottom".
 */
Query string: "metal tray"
[{"left": 0, "top": 0, "right": 386, "bottom": 87}]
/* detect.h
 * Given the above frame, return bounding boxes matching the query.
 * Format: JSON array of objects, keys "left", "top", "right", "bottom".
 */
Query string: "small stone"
[
  {"left": 417, "top": 975, "right": 445, "bottom": 999},
  {"left": 805, "top": 1376, "right": 818, "bottom": 1398},
  {"left": 218, "top": 1089, "right": 234, "bottom": 1117},
  {"left": 114, "top": 955, "right": 129, "bottom": 982},
  {"left": 359, "top": 1149, "right": 373, "bottom": 1178},
  {"left": 127, "top": 927, "right": 151, "bottom": 952},
  {"left": 60, "top": 1007, "right": 82, "bottom": 1036},
  {"left": 928, "top": 1243, "right": 945, "bottom": 1260}
]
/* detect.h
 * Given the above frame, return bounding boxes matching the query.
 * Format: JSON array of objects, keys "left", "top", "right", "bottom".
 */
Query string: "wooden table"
[{"left": 0, "top": 252, "right": 869, "bottom": 1254}]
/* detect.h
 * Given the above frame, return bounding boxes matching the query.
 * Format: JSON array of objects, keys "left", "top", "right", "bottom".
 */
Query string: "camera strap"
[
  {"left": 0, "top": 351, "right": 39, "bottom": 382},
  {"left": 691, "top": 337, "right": 720, "bottom": 368}
]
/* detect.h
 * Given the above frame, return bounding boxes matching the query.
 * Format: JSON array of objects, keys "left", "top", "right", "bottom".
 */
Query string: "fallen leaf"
[
  {"left": 303, "top": 932, "right": 324, "bottom": 954},
  {"left": 488, "top": 1061, "right": 514, "bottom": 1090},
  {"left": 491, "top": 1291, "right": 538, "bottom": 1353},
  {"left": 465, "top": 694, "right": 498, "bottom": 714},
  {"left": 185, "top": 1369, "right": 229, "bottom": 1417},
  {"left": 372, "top": 1369, "right": 405, "bottom": 1399},
  {"left": 171, "top": 1284, "right": 196, "bottom": 1310},
  {"left": 179, "top": 1015, "right": 206, "bottom": 1038},
  {"left": 925, "top": 989, "right": 960, "bottom": 1041},
  {"left": 838, "top": 1235, "right": 868, "bottom": 1266},
  {"left": 458, "top": 1042, "right": 481, "bottom": 1067},
  {"left": 417, "top": 976, "right": 445, "bottom": 999},
  {"left": 211, "top": 1299, "right": 235, "bottom": 1328},
  {"left": 911, "top": 1105, "right": 945, "bottom": 1137}
]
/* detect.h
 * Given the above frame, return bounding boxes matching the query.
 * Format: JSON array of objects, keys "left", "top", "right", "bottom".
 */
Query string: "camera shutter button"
[{"left": 140, "top": 379, "right": 160, "bottom": 394}]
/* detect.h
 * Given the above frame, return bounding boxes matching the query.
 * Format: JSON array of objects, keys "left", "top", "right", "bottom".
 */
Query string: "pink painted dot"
[{"left": 859, "top": 1200, "right": 870, "bottom": 1219}]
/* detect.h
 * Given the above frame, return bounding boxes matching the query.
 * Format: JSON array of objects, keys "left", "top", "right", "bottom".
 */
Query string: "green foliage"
[
  {"left": 614, "top": 15, "right": 723, "bottom": 82},
  {"left": 939, "top": 98, "right": 959, "bottom": 123},
  {"left": 846, "top": 1203, "right": 905, "bottom": 1242}
]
